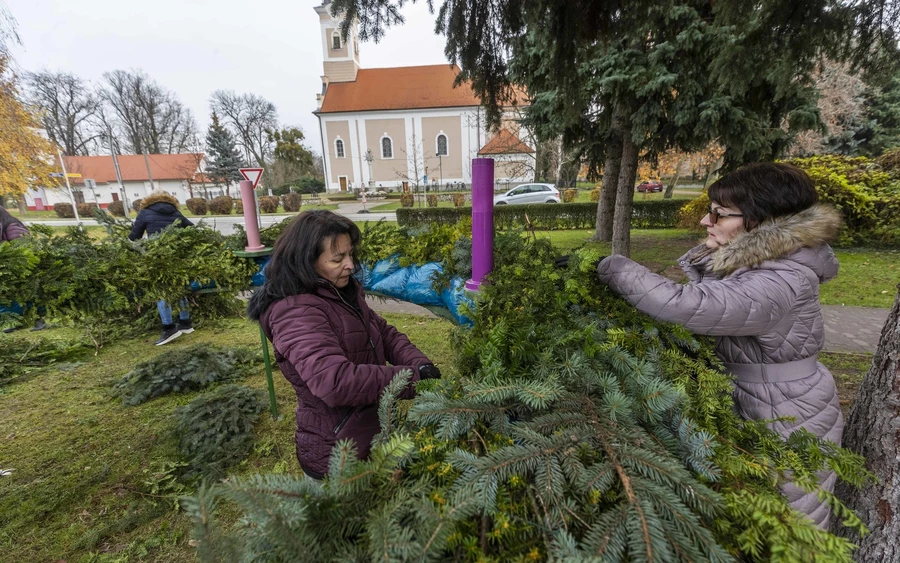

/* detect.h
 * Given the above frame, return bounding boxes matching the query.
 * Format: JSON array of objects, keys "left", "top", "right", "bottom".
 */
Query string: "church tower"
[{"left": 315, "top": 1, "right": 360, "bottom": 109}]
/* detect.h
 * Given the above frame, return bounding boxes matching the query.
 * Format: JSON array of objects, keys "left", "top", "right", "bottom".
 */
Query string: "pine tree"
[{"left": 205, "top": 112, "right": 245, "bottom": 197}]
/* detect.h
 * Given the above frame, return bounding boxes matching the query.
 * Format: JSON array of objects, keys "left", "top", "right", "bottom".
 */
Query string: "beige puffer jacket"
[{"left": 597, "top": 203, "right": 843, "bottom": 528}]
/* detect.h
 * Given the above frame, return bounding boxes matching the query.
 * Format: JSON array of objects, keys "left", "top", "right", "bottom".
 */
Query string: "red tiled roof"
[
  {"left": 478, "top": 129, "right": 534, "bottom": 155},
  {"left": 320, "top": 64, "right": 526, "bottom": 113},
  {"left": 61, "top": 154, "right": 203, "bottom": 185}
]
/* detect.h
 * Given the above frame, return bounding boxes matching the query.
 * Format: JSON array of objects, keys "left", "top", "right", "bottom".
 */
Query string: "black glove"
[{"left": 418, "top": 364, "right": 442, "bottom": 380}]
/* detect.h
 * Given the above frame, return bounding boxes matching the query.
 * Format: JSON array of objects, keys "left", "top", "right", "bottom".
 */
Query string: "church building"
[{"left": 313, "top": 1, "right": 535, "bottom": 192}]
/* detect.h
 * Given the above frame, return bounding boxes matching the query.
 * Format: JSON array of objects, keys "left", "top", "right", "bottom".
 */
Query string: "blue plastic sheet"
[
  {"left": 406, "top": 263, "right": 444, "bottom": 306},
  {"left": 363, "top": 256, "right": 401, "bottom": 290},
  {"left": 250, "top": 256, "right": 271, "bottom": 287},
  {"left": 371, "top": 266, "right": 413, "bottom": 300},
  {"left": 441, "top": 277, "right": 474, "bottom": 326}
]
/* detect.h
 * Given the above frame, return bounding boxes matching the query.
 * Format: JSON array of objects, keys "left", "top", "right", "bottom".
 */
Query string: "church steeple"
[{"left": 315, "top": 1, "right": 360, "bottom": 108}]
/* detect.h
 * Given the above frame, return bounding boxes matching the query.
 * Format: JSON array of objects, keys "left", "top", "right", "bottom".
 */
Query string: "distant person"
[
  {"left": 593, "top": 163, "right": 842, "bottom": 527},
  {"left": 247, "top": 210, "right": 440, "bottom": 479},
  {"left": 128, "top": 191, "right": 195, "bottom": 345}
]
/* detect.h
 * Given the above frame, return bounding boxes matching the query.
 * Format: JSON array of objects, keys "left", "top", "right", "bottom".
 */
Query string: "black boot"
[
  {"left": 155, "top": 324, "right": 182, "bottom": 346},
  {"left": 176, "top": 319, "right": 194, "bottom": 334}
]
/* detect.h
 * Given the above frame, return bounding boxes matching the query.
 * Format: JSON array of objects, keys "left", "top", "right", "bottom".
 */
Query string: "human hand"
[
  {"left": 418, "top": 364, "right": 442, "bottom": 380},
  {"left": 553, "top": 255, "right": 571, "bottom": 269}
]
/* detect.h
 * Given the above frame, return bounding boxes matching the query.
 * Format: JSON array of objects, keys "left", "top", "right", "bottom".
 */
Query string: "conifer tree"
[{"left": 205, "top": 112, "right": 245, "bottom": 197}]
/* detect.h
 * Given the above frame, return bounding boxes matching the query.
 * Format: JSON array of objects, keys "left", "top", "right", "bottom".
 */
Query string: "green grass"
[
  {"left": 819, "top": 351, "right": 872, "bottom": 416},
  {"left": 0, "top": 313, "right": 456, "bottom": 562}
]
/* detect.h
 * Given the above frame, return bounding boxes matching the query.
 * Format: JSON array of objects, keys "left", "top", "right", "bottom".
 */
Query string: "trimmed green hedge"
[{"left": 397, "top": 199, "right": 690, "bottom": 230}]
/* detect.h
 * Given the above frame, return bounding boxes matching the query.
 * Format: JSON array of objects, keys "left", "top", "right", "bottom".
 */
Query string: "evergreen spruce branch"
[
  {"left": 408, "top": 393, "right": 512, "bottom": 440},
  {"left": 373, "top": 370, "right": 413, "bottom": 447},
  {"left": 580, "top": 503, "right": 630, "bottom": 559},
  {"left": 366, "top": 492, "right": 422, "bottom": 562},
  {"left": 529, "top": 411, "right": 592, "bottom": 435},
  {"left": 331, "top": 434, "right": 415, "bottom": 496}
]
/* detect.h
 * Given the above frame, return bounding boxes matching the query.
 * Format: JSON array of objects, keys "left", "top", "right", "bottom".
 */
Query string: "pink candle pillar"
[
  {"left": 466, "top": 158, "right": 495, "bottom": 291},
  {"left": 240, "top": 179, "right": 264, "bottom": 251}
]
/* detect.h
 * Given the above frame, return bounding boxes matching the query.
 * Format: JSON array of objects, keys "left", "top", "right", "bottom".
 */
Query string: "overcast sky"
[{"left": 7, "top": 0, "right": 450, "bottom": 156}]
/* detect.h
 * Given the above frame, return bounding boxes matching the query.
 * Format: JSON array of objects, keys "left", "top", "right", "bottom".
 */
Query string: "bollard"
[
  {"left": 466, "top": 158, "right": 495, "bottom": 291},
  {"left": 240, "top": 179, "right": 264, "bottom": 251}
]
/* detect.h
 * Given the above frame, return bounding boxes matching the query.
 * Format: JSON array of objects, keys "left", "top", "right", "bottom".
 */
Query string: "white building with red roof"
[
  {"left": 23, "top": 153, "right": 222, "bottom": 211},
  {"left": 313, "top": 1, "right": 535, "bottom": 192}
]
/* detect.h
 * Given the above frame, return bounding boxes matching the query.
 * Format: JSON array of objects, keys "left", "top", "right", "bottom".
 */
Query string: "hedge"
[
  {"left": 107, "top": 201, "right": 126, "bottom": 217},
  {"left": 282, "top": 193, "right": 302, "bottom": 212},
  {"left": 186, "top": 198, "right": 208, "bottom": 215},
  {"left": 53, "top": 203, "right": 75, "bottom": 218},
  {"left": 209, "top": 196, "right": 233, "bottom": 215},
  {"left": 397, "top": 199, "right": 690, "bottom": 230}
]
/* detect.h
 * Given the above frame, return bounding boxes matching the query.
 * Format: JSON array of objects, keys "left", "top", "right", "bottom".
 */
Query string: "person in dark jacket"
[
  {"left": 0, "top": 205, "right": 29, "bottom": 242},
  {"left": 128, "top": 191, "right": 195, "bottom": 345},
  {"left": 593, "top": 163, "right": 842, "bottom": 527},
  {"left": 247, "top": 210, "right": 440, "bottom": 479}
]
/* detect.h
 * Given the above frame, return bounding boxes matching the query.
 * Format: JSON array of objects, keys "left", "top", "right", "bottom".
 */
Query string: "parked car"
[
  {"left": 493, "top": 183, "right": 561, "bottom": 205},
  {"left": 636, "top": 180, "right": 664, "bottom": 193}
]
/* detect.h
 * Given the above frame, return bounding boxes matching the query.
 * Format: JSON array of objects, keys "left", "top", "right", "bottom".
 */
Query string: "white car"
[{"left": 493, "top": 183, "right": 560, "bottom": 205}]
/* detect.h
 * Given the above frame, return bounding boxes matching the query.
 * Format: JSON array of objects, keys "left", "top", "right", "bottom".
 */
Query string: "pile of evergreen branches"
[
  {"left": 0, "top": 335, "right": 90, "bottom": 383},
  {"left": 173, "top": 384, "right": 265, "bottom": 478},
  {"left": 114, "top": 344, "right": 258, "bottom": 405},
  {"left": 185, "top": 230, "right": 870, "bottom": 562}
]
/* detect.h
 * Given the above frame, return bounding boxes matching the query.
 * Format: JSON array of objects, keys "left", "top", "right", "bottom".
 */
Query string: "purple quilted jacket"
[
  {"left": 597, "top": 204, "right": 843, "bottom": 527},
  {"left": 260, "top": 279, "right": 431, "bottom": 479}
]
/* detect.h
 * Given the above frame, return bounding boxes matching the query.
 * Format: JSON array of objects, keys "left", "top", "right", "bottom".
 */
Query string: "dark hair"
[
  {"left": 247, "top": 210, "right": 360, "bottom": 320},
  {"left": 707, "top": 163, "right": 818, "bottom": 230}
]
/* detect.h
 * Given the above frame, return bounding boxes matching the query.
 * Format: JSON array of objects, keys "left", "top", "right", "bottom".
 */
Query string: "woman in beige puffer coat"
[{"left": 597, "top": 163, "right": 843, "bottom": 528}]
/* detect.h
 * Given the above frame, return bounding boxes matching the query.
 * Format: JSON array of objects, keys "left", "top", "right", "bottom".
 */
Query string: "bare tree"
[
  {"left": 209, "top": 90, "right": 278, "bottom": 168},
  {"left": 101, "top": 69, "right": 198, "bottom": 154},
  {"left": 25, "top": 70, "right": 103, "bottom": 156}
]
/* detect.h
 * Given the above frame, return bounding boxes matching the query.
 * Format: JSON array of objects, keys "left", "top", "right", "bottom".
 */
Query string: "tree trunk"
[
  {"left": 17, "top": 199, "right": 27, "bottom": 215},
  {"left": 663, "top": 159, "right": 685, "bottom": 199},
  {"left": 611, "top": 132, "right": 639, "bottom": 257},
  {"left": 592, "top": 105, "right": 625, "bottom": 242},
  {"left": 834, "top": 284, "right": 900, "bottom": 561}
]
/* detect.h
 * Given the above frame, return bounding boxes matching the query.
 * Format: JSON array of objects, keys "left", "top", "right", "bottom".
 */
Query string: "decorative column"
[
  {"left": 240, "top": 179, "right": 264, "bottom": 251},
  {"left": 465, "top": 158, "right": 495, "bottom": 291}
]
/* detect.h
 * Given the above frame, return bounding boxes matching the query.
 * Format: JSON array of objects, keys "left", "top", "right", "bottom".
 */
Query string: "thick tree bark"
[
  {"left": 663, "top": 159, "right": 685, "bottom": 199},
  {"left": 592, "top": 105, "right": 625, "bottom": 242},
  {"left": 834, "top": 284, "right": 900, "bottom": 561},
  {"left": 611, "top": 132, "right": 639, "bottom": 258}
]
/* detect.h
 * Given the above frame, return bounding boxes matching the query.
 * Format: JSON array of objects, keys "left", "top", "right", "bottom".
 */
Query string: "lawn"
[
  {"left": 11, "top": 205, "right": 338, "bottom": 222},
  {"left": 0, "top": 313, "right": 456, "bottom": 562}
]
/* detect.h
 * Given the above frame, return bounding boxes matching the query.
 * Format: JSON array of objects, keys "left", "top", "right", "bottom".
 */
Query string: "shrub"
[
  {"left": 174, "top": 384, "right": 265, "bottom": 478},
  {"left": 400, "top": 193, "right": 414, "bottom": 208},
  {"left": 397, "top": 199, "right": 690, "bottom": 230},
  {"left": 677, "top": 192, "right": 709, "bottom": 231},
  {"left": 282, "top": 192, "right": 303, "bottom": 212},
  {"left": 53, "top": 202, "right": 75, "bottom": 218},
  {"left": 233, "top": 197, "right": 243, "bottom": 214},
  {"left": 132, "top": 199, "right": 142, "bottom": 212},
  {"left": 76, "top": 203, "right": 95, "bottom": 217},
  {"left": 452, "top": 193, "right": 466, "bottom": 207},
  {"left": 113, "top": 344, "right": 258, "bottom": 405},
  {"left": 106, "top": 200, "right": 126, "bottom": 217},
  {"left": 876, "top": 147, "right": 900, "bottom": 172},
  {"left": 426, "top": 194, "right": 439, "bottom": 207},
  {"left": 258, "top": 195, "right": 279, "bottom": 213},
  {"left": 590, "top": 187, "right": 601, "bottom": 202},
  {"left": 208, "top": 196, "right": 234, "bottom": 215},
  {"left": 562, "top": 188, "right": 577, "bottom": 203},
  {"left": 186, "top": 198, "right": 208, "bottom": 216}
]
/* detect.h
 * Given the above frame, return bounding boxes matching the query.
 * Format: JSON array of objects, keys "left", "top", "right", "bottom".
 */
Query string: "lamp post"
[{"left": 362, "top": 149, "right": 374, "bottom": 214}]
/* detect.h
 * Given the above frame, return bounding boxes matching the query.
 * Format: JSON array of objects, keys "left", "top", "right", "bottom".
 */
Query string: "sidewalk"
[{"left": 369, "top": 296, "right": 891, "bottom": 355}]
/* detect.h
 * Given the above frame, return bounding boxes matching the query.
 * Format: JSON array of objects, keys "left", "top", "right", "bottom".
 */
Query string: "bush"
[
  {"left": 208, "top": 196, "right": 234, "bottom": 215},
  {"left": 233, "top": 198, "right": 243, "bottom": 214},
  {"left": 186, "top": 198, "right": 208, "bottom": 216},
  {"left": 590, "top": 187, "right": 601, "bottom": 202},
  {"left": 106, "top": 200, "right": 126, "bottom": 217},
  {"left": 400, "top": 193, "right": 414, "bottom": 208},
  {"left": 76, "top": 203, "right": 95, "bottom": 217},
  {"left": 282, "top": 192, "right": 303, "bottom": 212},
  {"left": 877, "top": 147, "right": 900, "bottom": 172},
  {"left": 398, "top": 199, "right": 690, "bottom": 230},
  {"left": 174, "top": 384, "right": 265, "bottom": 478},
  {"left": 562, "top": 188, "right": 577, "bottom": 203},
  {"left": 53, "top": 203, "right": 75, "bottom": 218},
  {"left": 132, "top": 199, "right": 142, "bottom": 212},
  {"left": 426, "top": 194, "right": 439, "bottom": 207},
  {"left": 258, "top": 195, "right": 279, "bottom": 213},
  {"left": 114, "top": 344, "right": 258, "bottom": 405}
]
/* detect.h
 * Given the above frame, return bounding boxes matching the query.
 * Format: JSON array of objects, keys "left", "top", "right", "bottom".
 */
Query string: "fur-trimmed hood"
[
  {"left": 710, "top": 203, "right": 842, "bottom": 277},
  {"left": 140, "top": 191, "right": 179, "bottom": 210}
]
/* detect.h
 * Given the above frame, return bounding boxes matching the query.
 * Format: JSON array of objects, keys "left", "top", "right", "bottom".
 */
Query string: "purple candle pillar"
[
  {"left": 466, "top": 158, "right": 495, "bottom": 291},
  {"left": 240, "top": 179, "right": 264, "bottom": 251}
]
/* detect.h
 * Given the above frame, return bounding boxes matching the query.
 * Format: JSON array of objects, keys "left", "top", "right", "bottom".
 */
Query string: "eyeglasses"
[{"left": 708, "top": 205, "right": 743, "bottom": 224}]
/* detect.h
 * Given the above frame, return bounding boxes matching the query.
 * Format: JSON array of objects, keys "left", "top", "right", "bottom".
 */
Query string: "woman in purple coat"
[
  {"left": 247, "top": 210, "right": 440, "bottom": 479},
  {"left": 595, "top": 163, "right": 843, "bottom": 527},
  {"left": 0, "top": 205, "right": 29, "bottom": 242}
]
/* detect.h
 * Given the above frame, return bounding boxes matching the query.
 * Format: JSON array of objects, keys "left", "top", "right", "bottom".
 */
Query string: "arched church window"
[{"left": 381, "top": 136, "right": 393, "bottom": 159}]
